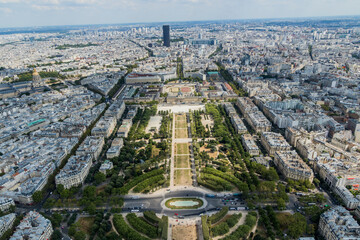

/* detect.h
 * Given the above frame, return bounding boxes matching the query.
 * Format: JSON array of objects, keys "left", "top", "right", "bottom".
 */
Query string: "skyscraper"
[{"left": 163, "top": 25, "right": 170, "bottom": 47}]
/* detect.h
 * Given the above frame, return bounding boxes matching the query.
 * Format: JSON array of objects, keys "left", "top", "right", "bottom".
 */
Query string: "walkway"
[{"left": 213, "top": 211, "right": 248, "bottom": 240}]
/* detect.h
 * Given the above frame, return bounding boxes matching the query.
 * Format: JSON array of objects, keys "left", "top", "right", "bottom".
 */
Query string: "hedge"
[
  {"left": 133, "top": 175, "right": 165, "bottom": 193},
  {"left": 126, "top": 213, "right": 158, "bottom": 238},
  {"left": 209, "top": 207, "right": 229, "bottom": 225},
  {"left": 226, "top": 213, "right": 242, "bottom": 228},
  {"left": 203, "top": 167, "right": 247, "bottom": 191},
  {"left": 212, "top": 222, "right": 230, "bottom": 236},
  {"left": 221, "top": 212, "right": 257, "bottom": 240},
  {"left": 161, "top": 216, "right": 168, "bottom": 240},
  {"left": 113, "top": 214, "right": 150, "bottom": 240},
  {"left": 201, "top": 173, "right": 234, "bottom": 191},
  {"left": 198, "top": 179, "right": 223, "bottom": 192},
  {"left": 143, "top": 211, "right": 162, "bottom": 225},
  {"left": 119, "top": 169, "right": 164, "bottom": 194},
  {"left": 201, "top": 215, "right": 210, "bottom": 240}
]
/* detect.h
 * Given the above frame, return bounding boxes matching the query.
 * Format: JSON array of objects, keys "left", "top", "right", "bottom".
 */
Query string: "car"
[{"left": 131, "top": 209, "right": 139, "bottom": 212}]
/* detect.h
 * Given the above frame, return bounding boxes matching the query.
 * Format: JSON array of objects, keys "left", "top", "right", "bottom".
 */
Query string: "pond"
[{"left": 169, "top": 200, "right": 199, "bottom": 207}]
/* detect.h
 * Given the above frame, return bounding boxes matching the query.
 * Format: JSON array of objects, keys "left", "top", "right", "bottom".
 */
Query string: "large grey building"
[{"left": 163, "top": 25, "right": 170, "bottom": 47}]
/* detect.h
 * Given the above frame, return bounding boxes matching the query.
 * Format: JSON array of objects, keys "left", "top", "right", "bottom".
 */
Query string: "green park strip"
[{"left": 165, "top": 198, "right": 203, "bottom": 209}]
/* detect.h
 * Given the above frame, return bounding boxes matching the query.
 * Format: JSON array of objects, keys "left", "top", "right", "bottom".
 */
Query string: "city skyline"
[{"left": 0, "top": 0, "right": 360, "bottom": 28}]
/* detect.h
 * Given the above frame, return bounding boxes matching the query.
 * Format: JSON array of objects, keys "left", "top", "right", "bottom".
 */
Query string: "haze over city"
[
  {"left": 1, "top": 0, "right": 360, "bottom": 27},
  {"left": 1, "top": 0, "right": 360, "bottom": 240}
]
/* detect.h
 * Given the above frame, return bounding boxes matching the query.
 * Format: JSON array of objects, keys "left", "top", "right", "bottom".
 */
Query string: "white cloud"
[{"left": 0, "top": 7, "right": 11, "bottom": 13}]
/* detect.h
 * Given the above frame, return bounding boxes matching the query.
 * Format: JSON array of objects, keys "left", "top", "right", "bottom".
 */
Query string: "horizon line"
[{"left": 1, "top": 14, "right": 360, "bottom": 31}]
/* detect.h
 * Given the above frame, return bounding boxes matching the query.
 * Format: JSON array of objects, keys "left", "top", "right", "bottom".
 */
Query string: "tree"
[
  {"left": 94, "top": 172, "right": 106, "bottom": 185},
  {"left": 32, "top": 191, "right": 43, "bottom": 203},
  {"left": 83, "top": 186, "right": 96, "bottom": 199},
  {"left": 51, "top": 230, "right": 63, "bottom": 240},
  {"left": 51, "top": 213, "right": 63, "bottom": 227},
  {"left": 74, "top": 231, "right": 86, "bottom": 240},
  {"left": 86, "top": 202, "right": 97, "bottom": 215},
  {"left": 288, "top": 213, "right": 307, "bottom": 238},
  {"left": 277, "top": 198, "right": 286, "bottom": 210}
]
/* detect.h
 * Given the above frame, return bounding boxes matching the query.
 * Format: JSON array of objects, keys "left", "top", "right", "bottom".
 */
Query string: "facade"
[
  {"left": 319, "top": 206, "right": 360, "bottom": 240},
  {"left": 236, "top": 97, "right": 258, "bottom": 115},
  {"left": 91, "top": 116, "right": 117, "bottom": 138},
  {"left": 55, "top": 154, "right": 93, "bottom": 189},
  {"left": 125, "top": 73, "right": 162, "bottom": 84},
  {"left": 10, "top": 211, "right": 53, "bottom": 240},
  {"left": 0, "top": 213, "right": 16, "bottom": 238},
  {"left": 246, "top": 111, "right": 272, "bottom": 133},
  {"left": 241, "top": 134, "right": 260, "bottom": 156},
  {"left": 261, "top": 132, "right": 291, "bottom": 155},
  {"left": 106, "top": 138, "right": 124, "bottom": 158},
  {"left": 105, "top": 100, "right": 125, "bottom": 120},
  {"left": 117, "top": 119, "right": 133, "bottom": 138},
  {"left": 0, "top": 197, "right": 15, "bottom": 212},
  {"left": 32, "top": 68, "right": 43, "bottom": 88},
  {"left": 274, "top": 151, "right": 314, "bottom": 182},
  {"left": 99, "top": 160, "right": 114, "bottom": 174},
  {"left": 76, "top": 136, "right": 105, "bottom": 160},
  {"left": 163, "top": 25, "right": 170, "bottom": 47}
]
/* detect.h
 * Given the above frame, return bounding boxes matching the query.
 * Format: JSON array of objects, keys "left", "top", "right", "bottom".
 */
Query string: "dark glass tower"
[{"left": 163, "top": 25, "right": 170, "bottom": 47}]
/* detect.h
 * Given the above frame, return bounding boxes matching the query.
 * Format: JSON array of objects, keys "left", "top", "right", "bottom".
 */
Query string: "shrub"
[
  {"left": 126, "top": 213, "right": 158, "bottom": 238},
  {"left": 209, "top": 207, "right": 229, "bottom": 224}
]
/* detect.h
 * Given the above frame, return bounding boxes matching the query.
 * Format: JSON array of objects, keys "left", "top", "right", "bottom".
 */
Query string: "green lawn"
[
  {"left": 176, "top": 143, "right": 189, "bottom": 155},
  {"left": 174, "top": 169, "right": 192, "bottom": 185},
  {"left": 175, "top": 155, "right": 190, "bottom": 168}
]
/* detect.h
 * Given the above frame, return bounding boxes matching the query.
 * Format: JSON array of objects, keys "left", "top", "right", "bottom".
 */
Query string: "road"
[{"left": 123, "top": 189, "right": 245, "bottom": 216}]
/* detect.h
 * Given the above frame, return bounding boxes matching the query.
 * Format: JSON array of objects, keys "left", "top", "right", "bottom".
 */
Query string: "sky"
[{"left": 0, "top": 0, "right": 360, "bottom": 28}]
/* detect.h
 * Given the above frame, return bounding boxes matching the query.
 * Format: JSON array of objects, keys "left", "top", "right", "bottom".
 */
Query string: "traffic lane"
[{"left": 164, "top": 190, "right": 204, "bottom": 198}]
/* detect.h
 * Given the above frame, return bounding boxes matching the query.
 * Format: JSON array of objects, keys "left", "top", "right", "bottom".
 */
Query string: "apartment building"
[
  {"left": 241, "top": 134, "right": 260, "bottom": 156},
  {"left": 0, "top": 197, "right": 15, "bottom": 212},
  {"left": 261, "top": 132, "right": 291, "bottom": 155},
  {"left": 10, "top": 211, "right": 53, "bottom": 240},
  {"left": 319, "top": 206, "right": 360, "bottom": 240},
  {"left": 76, "top": 136, "right": 104, "bottom": 160},
  {"left": 91, "top": 116, "right": 117, "bottom": 138},
  {"left": 274, "top": 151, "right": 314, "bottom": 182},
  {"left": 55, "top": 154, "right": 93, "bottom": 189},
  {"left": 0, "top": 213, "right": 16, "bottom": 238}
]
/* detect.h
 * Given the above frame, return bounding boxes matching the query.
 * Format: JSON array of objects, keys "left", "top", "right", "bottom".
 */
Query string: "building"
[
  {"left": 319, "top": 206, "right": 360, "bottom": 240},
  {"left": 274, "top": 151, "right": 314, "bottom": 182},
  {"left": 0, "top": 213, "right": 16, "bottom": 238},
  {"left": 163, "top": 25, "right": 170, "bottom": 47},
  {"left": 106, "top": 138, "right": 124, "bottom": 158},
  {"left": 91, "top": 116, "right": 116, "bottom": 138},
  {"left": 0, "top": 197, "right": 15, "bottom": 212},
  {"left": 105, "top": 100, "right": 125, "bottom": 120},
  {"left": 99, "top": 160, "right": 114, "bottom": 174},
  {"left": 125, "top": 73, "right": 162, "bottom": 84},
  {"left": 32, "top": 68, "right": 43, "bottom": 88},
  {"left": 76, "top": 136, "right": 104, "bottom": 160},
  {"left": 241, "top": 134, "right": 260, "bottom": 156},
  {"left": 261, "top": 132, "right": 291, "bottom": 155},
  {"left": 55, "top": 154, "right": 93, "bottom": 189},
  {"left": 10, "top": 211, "right": 53, "bottom": 240},
  {"left": 117, "top": 119, "right": 133, "bottom": 138}
]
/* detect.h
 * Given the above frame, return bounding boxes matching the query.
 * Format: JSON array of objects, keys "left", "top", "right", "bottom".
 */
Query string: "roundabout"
[{"left": 163, "top": 197, "right": 207, "bottom": 210}]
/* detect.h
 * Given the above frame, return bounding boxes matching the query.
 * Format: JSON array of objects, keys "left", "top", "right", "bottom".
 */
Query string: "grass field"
[
  {"left": 175, "top": 130, "right": 188, "bottom": 138},
  {"left": 78, "top": 217, "right": 95, "bottom": 235},
  {"left": 174, "top": 169, "right": 192, "bottom": 185},
  {"left": 176, "top": 114, "right": 186, "bottom": 121},
  {"left": 175, "top": 155, "right": 190, "bottom": 168},
  {"left": 176, "top": 143, "right": 189, "bottom": 155},
  {"left": 175, "top": 120, "right": 187, "bottom": 129}
]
